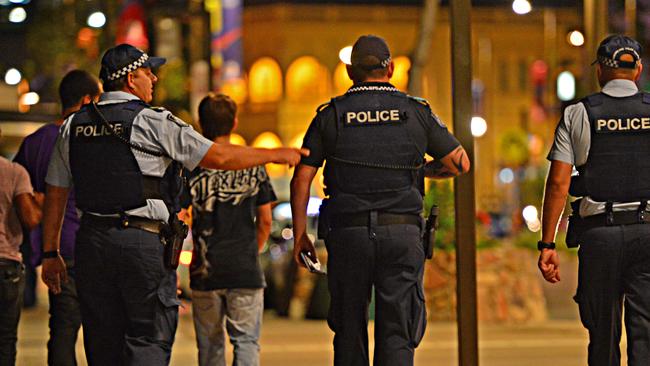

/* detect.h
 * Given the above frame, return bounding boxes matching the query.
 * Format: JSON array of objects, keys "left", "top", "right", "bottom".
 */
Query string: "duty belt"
[
  {"left": 581, "top": 210, "right": 650, "bottom": 227},
  {"left": 330, "top": 212, "right": 421, "bottom": 228},
  {"left": 82, "top": 214, "right": 166, "bottom": 235}
]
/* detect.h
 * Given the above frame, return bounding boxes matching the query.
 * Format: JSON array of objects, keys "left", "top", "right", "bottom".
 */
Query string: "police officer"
[
  {"left": 290, "top": 35, "right": 469, "bottom": 366},
  {"left": 41, "top": 44, "right": 306, "bottom": 366},
  {"left": 539, "top": 35, "right": 650, "bottom": 366}
]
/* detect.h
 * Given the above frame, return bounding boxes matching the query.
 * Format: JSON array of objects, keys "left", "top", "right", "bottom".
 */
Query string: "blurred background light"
[
  {"left": 499, "top": 168, "right": 514, "bottom": 184},
  {"left": 339, "top": 46, "right": 352, "bottom": 65},
  {"left": 20, "top": 92, "right": 39, "bottom": 105},
  {"left": 522, "top": 205, "right": 538, "bottom": 223},
  {"left": 179, "top": 251, "right": 192, "bottom": 266},
  {"left": 512, "top": 0, "right": 532, "bottom": 15},
  {"left": 87, "top": 11, "right": 106, "bottom": 28},
  {"left": 557, "top": 71, "right": 576, "bottom": 101},
  {"left": 567, "top": 30, "right": 585, "bottom": 47},
  {"left": 4, "top": 68, "right": 21, "bottom": 85},
  {"left": 8, "top": 6, "right": 26, "bottom": 23},
  {"left": 471, "top": 116, "right": 488, "bottom": 137},
  {"left": 229, "top": 133, "right": 246, "bottom": 146},
  {"left": 9, "top": 0, "right": 29, "bottom": 3}
]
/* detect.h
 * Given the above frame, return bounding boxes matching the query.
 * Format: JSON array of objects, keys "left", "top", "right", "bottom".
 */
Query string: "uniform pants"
[
  {"left": 191, "top": 288, "right": 263, "bottom": 366},
  {"left": 576, "top": 224, "right": 650, "bottom": 366},
  {"left": 47, "top": 264, "right": 82, "bottom": 366},
  {"left": 326, "top": 219, "right": 426, "bottom": 366},
  {"left": 75, "top": 221, "right": 180, "bottom": 366},
  {"left": 0, "top": 260, "right": 24, "bottom": 366}
]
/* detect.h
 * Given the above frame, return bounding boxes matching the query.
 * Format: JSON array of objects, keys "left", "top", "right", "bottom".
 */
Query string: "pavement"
[{"left": 15, "top": 296, "right": 627, "bottom": 365}]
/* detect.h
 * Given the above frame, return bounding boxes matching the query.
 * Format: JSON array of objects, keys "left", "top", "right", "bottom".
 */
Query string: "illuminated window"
[
  {"left": 334, "top": 63, "right": 353, "bottom": 95},
  {"left": 252, "top": 132, "right": 284, "bottom": 177},
  {"left": 249, "top": 57, "right": 283, "bottom": 103},
  {"left": 392, "top": 56, "right": 411, "bottom": 91},
  {"left": 286, "top": 56, "right": 330, "bottom": 102}
]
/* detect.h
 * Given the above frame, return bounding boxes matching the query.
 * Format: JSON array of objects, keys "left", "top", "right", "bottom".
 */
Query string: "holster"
[
  {"left": 161, "top": 215, "right": 189, "bottom": 270},
  {"left": 566, "top": 200, "right": 584, "bottom": 248},
  {"left": 423, "top": 205, "right": 439, "bottom": 259},
  {"left": 317, "top": 198, "right": 330, "bottom": 240}
]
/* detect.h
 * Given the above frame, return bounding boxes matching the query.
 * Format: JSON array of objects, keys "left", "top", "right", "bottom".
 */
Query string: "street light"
[
  {"left": 470, "top": 116, "right": 487, "bottom": 137},
  {"left": 567, "top": 30, "right": 585, "bottom": 47},
  {"left": 339, "top": 46, "right": 352, "bottom": 65},
  {"left": 20, "top": 92, "right": 39, "bottom": 105},
  {"left": 87, "top": 11, "right": 106, "bottom": 28},
  {"left": 512, "top": 0, "right": 532, "bottom": 15},
  {"left": 8, "top": 6, "right": 26, "bottom": 23},
  {"left": 4, "top": 68, "right": 21, "bottom": 85},
  {"left": 557, "top": 71, "right": 576, "bottom": 101}
]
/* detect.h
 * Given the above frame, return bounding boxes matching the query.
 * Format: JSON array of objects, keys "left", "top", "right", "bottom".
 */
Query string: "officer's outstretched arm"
[
  {"left": 41, "top": 184, "right": 70, "bottom": 294},
  {"left": 199, "top": 143, "right": 309, "bottom": 170},
  {"left": 290, "top": 164, "right": 319, "bottom": 267},
  {"left": 424, "top": 146, "right": 470, "bottom": 179}
]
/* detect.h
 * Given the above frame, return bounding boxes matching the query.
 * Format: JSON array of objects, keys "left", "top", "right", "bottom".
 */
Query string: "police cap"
[
  {"left": 350, "top": 35, "right": 391, "bottom": 71},
  {"left": 593, "top": 34, "right": 642, "bottom": 69},
  {"left": 99, "top": 44, "right": 166, "bottom": 82}
]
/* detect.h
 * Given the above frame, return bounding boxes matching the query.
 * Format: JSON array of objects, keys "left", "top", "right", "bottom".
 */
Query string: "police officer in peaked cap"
[
  {"left": 539, "top": 34, "right": 650, "bottom": 365},
  {"left": 290, "top": 35, "right": 470, "bottom": 365},
  {"left": 41, "top": 44, "right": 307, "bottom": 365}
]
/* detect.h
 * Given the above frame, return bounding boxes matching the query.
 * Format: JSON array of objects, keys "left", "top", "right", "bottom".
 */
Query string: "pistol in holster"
[
  {"left": 317, "top": 198, "right": 330, "bottom": 240},
  {"left": 160, "top": 215, "right": 189, "bottom": 270},
  {"left": 565, "top": 199, "right": 586, "bottom": 248},
  {"left": 423, "top": 205, "right": 439, "bottom": 260}
]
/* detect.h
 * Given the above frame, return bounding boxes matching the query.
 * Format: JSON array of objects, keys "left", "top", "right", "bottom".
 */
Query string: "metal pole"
[
  {"left": 450, "top": 0, "right": 478, "bottom": 365},
  {"left": 626, "top": 0, "right": 637, "bottom": 39}
]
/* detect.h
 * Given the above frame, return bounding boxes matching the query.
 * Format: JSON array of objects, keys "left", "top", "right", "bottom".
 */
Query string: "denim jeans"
[
  {"left": 0, "top": 259, "right": 24, "bottom": 366},
  {"left": 47, "top": 263, "right": 82, "bottom": 366},
  {"left": 192, "top": 288, "right": 263, "bottom": 366}
]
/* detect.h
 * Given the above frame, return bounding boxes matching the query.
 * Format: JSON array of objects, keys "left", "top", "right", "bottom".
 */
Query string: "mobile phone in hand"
[{"left": 300, "top": 251, "right": 327, "bottom": 275}]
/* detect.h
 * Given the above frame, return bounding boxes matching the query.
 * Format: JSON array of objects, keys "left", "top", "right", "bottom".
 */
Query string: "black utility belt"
[
  {"left": 580, "top": 210, "right": 650, "bottom": 227},
  {"left": 330, "top": 212, "right": 421, "bottom": 228},
  {"left": 82, "top": 214, "right": 166, "bottom": 235}
]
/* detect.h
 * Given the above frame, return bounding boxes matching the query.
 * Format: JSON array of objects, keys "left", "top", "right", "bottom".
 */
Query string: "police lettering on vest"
[
  {"left": 595, "top": 117, "right": 650, "bottom": 132},
  {"left": 74, "top": 123, "right": 123, "bottom": 137},
  {"left": 345, "top": 109, "right": 401, "bottom": 126}
]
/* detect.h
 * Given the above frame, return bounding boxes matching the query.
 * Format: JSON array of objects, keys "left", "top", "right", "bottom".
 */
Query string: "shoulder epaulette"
[
  {"left": 317, "top": 98, "right": 338, "bottom": 113},
  {"left": 407, "top": 95, "right": 431, "bottom": 109},
  {"left": 150, "top": 106, "right": 167, "bottom": 113}
]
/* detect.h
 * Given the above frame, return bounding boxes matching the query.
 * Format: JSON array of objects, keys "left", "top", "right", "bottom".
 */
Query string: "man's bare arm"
[
  {"left": 538, "top": 160, "right": 573, "bottom": 284},
  {"left": 14, "top": 192, "right": 43, "bottom": 230},
  {"left": 424, "top": 146, "right": 471, "bottom": 179},
  {"left": 199, "top": 143, "right": 308, "bottom": 170},
  {"left": 41, "top": 184, "right": 70, "bottom": 294},
  {"left": 290, "top": 164, "right": 318, "bottom": 266},
  {"left": 256, "top": 203, "right": 273, "bottom": 252}
]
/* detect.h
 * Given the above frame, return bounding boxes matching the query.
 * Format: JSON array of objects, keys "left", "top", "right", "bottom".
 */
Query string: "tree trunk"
[{"left": 408, "top": 0, "right": 440, "bottom": 96}]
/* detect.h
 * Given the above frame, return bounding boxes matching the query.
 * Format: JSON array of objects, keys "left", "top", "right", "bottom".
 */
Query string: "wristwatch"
[
  {"left": 537, "top": 240, "right": 556, "bottom": 251},
  {"left": 42, "top": 250, "right": 60, "bottom": 259}
]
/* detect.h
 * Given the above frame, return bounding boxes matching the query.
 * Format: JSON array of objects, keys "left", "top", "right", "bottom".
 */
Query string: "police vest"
[
  {"left": 326, "top": 89, "right": 424, "bottom": 195},
  {"left": 69, "top": 100, "right": 184, "bottom": 215},
  {"left": 580, "top": 92, "right": 650, "bottom": 202}
]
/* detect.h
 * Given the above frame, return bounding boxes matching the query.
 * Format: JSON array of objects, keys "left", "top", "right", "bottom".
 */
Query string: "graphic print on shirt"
[{"left": 189, "top": 166, "right": 268, "bottom": 211}]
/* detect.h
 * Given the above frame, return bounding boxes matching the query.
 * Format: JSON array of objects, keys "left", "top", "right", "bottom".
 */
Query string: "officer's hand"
[
  {"left": 272, "top": 148, "right": 310, "bottom": 167},
  {"left": 42, "top": 255, "right": 68, "bottom": 295},
  {"left": 293, "top": 233, "right": 318, "bottom": 268},
  {"left": 538, "top": 249, "right": 561, "bottom": 283}
]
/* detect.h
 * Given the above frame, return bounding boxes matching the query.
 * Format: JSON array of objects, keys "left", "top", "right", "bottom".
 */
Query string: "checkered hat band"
[{"left": 106, "top": 54, "right": 149, "bottom": 81}]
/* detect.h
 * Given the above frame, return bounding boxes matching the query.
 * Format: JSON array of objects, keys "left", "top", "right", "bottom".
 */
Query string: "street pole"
[
  {"left": 626, "top": 0, "right": 637, "bottom": 39},
  {"left": 584, "top": 0, "right": 608, "bottom": 93},
  {"left": 450, "top": 0, "right": 478, "bottom": 365}
]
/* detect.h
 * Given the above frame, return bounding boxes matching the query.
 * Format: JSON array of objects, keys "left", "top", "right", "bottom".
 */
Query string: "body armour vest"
[
  {"left": 581, "top": 92, "right": 650, "bottom": 202},
  {"left": 326, "top": 89, "right": 424, "bottom": 194},
  {"left": 69, "top": 100, "right": 183, "bottom": 215}
]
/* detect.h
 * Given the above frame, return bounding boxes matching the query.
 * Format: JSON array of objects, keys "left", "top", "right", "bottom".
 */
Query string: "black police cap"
[
  {"left": 99, "top": 44, "right": 166, "bottom": 82},
  {"left": 350, "top": 35, "right": 392, "bottom": 71},
  {"left": 593, "top": 34, "right": 642, "bottom": 69}
]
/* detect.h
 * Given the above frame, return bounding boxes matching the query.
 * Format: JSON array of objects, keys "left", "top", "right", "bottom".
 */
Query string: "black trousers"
[
  {"left": 325, "top": 217, "right": 426, "bottom": 366},
  {"left": 75, "top": 221, "right": 180, "bottom": 366},
  {"left": 0, "top": 259, "right": 24, "bottom": 366},
  {"left": 47, "top": 263, "right": 81, "bottom": 366},
  {"left": 577, "top": 224, "right": 650, "bottom": 366}
]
